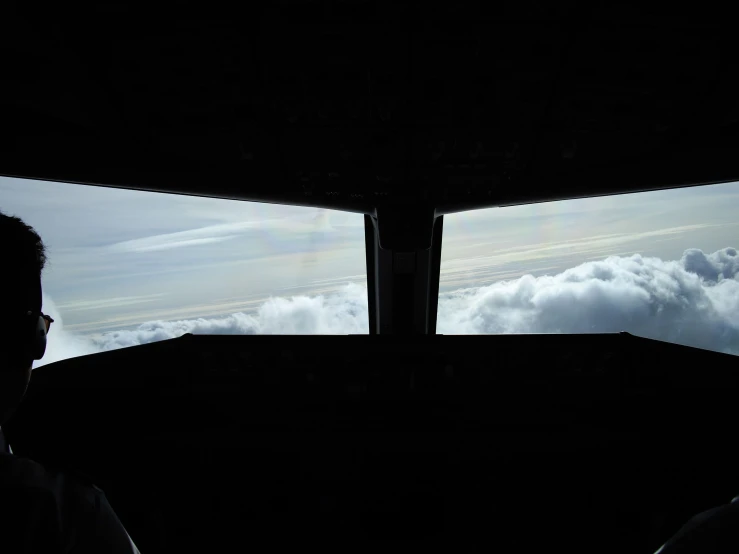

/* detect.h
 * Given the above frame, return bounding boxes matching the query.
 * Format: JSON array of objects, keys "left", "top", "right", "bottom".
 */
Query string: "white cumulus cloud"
[
  {"left": 438, "top": 247, "right": 739, "bottom": 355},
  {"left": 35, "top": 247, "right": 739, "bottom": 368},
  {"left": 35, "top": 283, "right": 370, "bottom": 367}
]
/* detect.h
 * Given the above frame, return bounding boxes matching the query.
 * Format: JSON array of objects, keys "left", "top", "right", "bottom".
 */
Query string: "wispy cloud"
[
  {"left": 63, "top": 296, "right": 273, "bottom": 333},
  {"left": 115, "top": 236, "right": 239, "bottom": 253},
  {"left": 277, "top": 274, "right": 367, "bottom": 292},
  {"left": 56, "top": 294, "right": 166, "bottom": 312},
  {"left": 107, "top": 212, "right": 336, "bottom": 254}
]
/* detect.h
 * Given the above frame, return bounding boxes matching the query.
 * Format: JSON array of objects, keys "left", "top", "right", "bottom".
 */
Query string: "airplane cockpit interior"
[{"left": 1, "top": 3, "right": 738, "bottom": 552}]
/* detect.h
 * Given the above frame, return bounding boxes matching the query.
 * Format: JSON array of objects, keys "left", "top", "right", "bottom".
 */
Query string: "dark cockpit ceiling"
[{"left": 2, "top": 2, "right": 739, "bottom": 214}]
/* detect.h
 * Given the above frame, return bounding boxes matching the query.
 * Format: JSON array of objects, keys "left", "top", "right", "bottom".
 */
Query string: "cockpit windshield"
[
  {"left": 0, "top": 177, "right": 369, "bottom": 367},
  {"left": 3, "top": 175, "right": 737, "bottom": 366},
  {"left": 438, "top": 181, "right": 739, "bottom": 356}
]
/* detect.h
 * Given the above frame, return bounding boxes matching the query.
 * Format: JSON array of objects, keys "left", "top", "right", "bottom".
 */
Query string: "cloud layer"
[
  {"left": 36, "top": 247, "right": 739, "bottom": 367},
  {"left": 37, "top": 283, "right": 370, "bottom": 366},
  {"left": 438, "top": 247, "right": 739, "bottom": 354}
]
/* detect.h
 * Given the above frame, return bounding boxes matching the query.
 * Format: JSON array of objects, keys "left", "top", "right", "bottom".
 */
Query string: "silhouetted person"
[
  {"left": 0, "top": 211, "right": 140, "bottom": 553},
  {"left": 652, "top": 496, "right": 739, "bottom": 553}
]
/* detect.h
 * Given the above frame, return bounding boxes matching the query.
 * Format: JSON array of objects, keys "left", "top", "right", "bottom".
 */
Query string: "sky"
[{"left": 0, "top": 176, "right": 737, "bottom": 366}]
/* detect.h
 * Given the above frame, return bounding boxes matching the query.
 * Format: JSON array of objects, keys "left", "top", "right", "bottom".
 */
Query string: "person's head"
[{"left": 0, "top": 210, "right": 51, "bottom": 426}]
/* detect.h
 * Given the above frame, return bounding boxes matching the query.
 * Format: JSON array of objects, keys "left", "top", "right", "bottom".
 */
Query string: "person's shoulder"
[
  {"left": 0, "top": 454, "right": 141, "bottom": 553},
  {"left": 0, "top": 453, "right": 114, "bottom": 552},
  {"left": 0, "top": 451, "right": 55, "bottom": 484},
  {"left": 0, "top": 452, "right": 104, "bottom": 501}
]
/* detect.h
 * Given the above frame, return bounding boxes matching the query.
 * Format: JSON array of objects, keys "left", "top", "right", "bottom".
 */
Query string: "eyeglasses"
[{"left": 41, "top": 313, "right": 54, "bottom": 333}]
